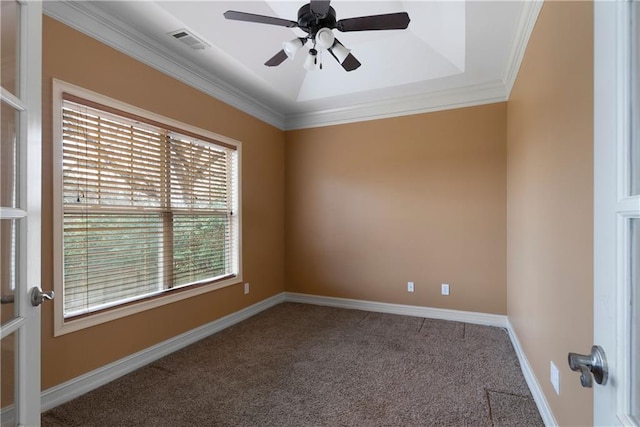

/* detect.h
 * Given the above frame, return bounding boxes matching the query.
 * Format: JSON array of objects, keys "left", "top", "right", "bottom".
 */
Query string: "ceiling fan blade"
[
  {"left": 223, "top": 10, "right": 298, "bottom": 28},
  {"left": 265, "top": 49, "right": 289, "bottom": 67},
  {"left": 336, "top": 12, "right": 410, "bottom": 32},
  {"left": 310, "top": 0, "right": 331, "bottom": 17},
  {"left": 339, "top": 53, "right": 361, "bottom": 71}
]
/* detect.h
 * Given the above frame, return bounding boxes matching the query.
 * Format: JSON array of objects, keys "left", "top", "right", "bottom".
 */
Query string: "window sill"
[{"left": 53, "top": 275, "right": 241, "bottom": 337}]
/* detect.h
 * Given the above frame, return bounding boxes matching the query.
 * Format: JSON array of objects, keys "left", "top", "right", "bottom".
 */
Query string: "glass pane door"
[
  {"left": 0, "top": 101, "right": 20, "bottom": 324},
  {"left": 0, "top": 1, "right": 19, "bottom": 96},
  {"left": 0, "top": 0, "right": 23, "bottom": 422},
  {"left": 0, "top": 0, "right": 42, "bottom": 425},
  {"left": 632, "top": 1, "right": 640, "bottom": 196},
  {"left": 632, "top": 220, "right": 639, "bottom": 422},
  {"left": 594, "top": 1, "right": 640, "bottom": 424},
  {"left": 0, "top": 334, "right": 16, "bottom": 427},
  {"left": 630, "top": 2, "right": 640, "bottom": 423}
]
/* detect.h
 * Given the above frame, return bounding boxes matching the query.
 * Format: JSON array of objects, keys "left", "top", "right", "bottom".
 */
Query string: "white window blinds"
[{"left": 61, "top": 95, "right": 238, "bottom": 318}]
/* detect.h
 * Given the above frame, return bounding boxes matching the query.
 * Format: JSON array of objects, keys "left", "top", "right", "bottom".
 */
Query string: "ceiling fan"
[{"left": 223, "top": 1, "right": 411, "bottom": 72}]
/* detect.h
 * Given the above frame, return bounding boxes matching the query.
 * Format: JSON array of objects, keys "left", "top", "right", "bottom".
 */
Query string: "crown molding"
[
  {"left": 284, "top": 81, "right": 508, "bottom": 130},
  {"left": 43, "top": 1, "right": 286, "bottom": 130},
  {"left": 502, "top": 0, "right": 544, "bottom": 98}
]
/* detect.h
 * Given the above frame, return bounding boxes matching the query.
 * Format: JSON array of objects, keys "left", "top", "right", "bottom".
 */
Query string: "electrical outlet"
[
  {"left": 550, "top": 361, "right": 560, "bottom": 394},
  {"left": 244, "top": 282, "right": 250, "bottom": 295},
  {"left": 407, "top": 282, "right": 414, "bottom": 293},
  {"left": 441, "top": 283, "right": 450, "bottom": 295}
]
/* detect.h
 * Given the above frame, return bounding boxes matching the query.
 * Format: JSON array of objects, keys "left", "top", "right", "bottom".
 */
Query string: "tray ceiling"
[{"left": 43, "top": 1, "right": 542, "bottom": 130}]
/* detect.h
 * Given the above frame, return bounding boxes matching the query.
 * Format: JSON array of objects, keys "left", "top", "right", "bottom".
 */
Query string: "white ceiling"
[{"left": 43, "top": 1, "right": 542, "bottom": 130}]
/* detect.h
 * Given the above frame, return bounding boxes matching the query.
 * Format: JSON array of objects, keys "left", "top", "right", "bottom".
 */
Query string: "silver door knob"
[
  {"left": 30, "top": 287, "right": 54, "bottom": 307},
  {"left": 568, "top": 345, "right": 608, "bottom": 387}
]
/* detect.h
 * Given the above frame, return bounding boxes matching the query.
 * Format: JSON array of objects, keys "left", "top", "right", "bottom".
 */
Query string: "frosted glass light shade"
[
  {"left": 283, "top": 38, "right": 304, "bottom": 58},
  {"left": 331, "top": 41, "right": 350, "bottom": 64},
  {"left": 315, "top": 28, "right": 335, "bottom": 50},
  {"left": 304, "top": 48, "right": 319, "bottom": 71}
]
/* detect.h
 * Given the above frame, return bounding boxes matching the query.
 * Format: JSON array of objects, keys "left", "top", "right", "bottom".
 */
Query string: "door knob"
[
  {"left": 568, "top": 345, "right": 608, "bottom": 387},
  {"left": 30, "top": 287, "right": 54, "bottom": 307}
]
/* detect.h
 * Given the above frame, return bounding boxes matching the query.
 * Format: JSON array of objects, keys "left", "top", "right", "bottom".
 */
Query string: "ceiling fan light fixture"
[
  {"left": 314, "top": 27, "right": 335, "bottom": 50},
  {"left": 330, "top": 41, "right": 350, "bottom": 64},
  {"left": 283, "top": 37, "right": 305, "bottom": 58},
  {"left": 224, "top": 1, "right": 411, "bottom": 72},
  {"left": 304, "top": 48, "right": 320, "bottom": 71}
]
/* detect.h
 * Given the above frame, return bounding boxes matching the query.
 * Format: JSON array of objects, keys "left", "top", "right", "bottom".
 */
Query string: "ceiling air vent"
[{"left": 168, "top": 29, "right": 210, "bottom": 50}]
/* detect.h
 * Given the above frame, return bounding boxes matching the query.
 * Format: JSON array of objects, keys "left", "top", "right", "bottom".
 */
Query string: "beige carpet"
[{"left": 42, "top": 303, "right": 543, "bottom": 426}]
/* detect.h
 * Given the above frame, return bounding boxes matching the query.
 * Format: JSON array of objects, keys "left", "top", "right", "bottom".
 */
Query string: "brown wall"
[
  {"left": 506, "top": 2, "right": 594, "bottom": 425},
  {"left": 42, "top": 3, "right": 595, "bottom": 424},
  {"left": 41, "top": 17, "right": 285, "bottom": 390},
  {"left": 285, "top": 104, "right": 507, "bottom": 314}
]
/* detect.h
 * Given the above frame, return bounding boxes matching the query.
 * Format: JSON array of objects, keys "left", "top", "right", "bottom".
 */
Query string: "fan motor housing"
[{"left": 297, "top": 4, "right": 337, "bottom": 36}]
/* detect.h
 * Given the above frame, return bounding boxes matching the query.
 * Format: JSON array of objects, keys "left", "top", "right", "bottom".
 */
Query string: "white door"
[
  {"left": 0, "top": 1, "right": 43, "bottom": 425},
  {"left": 593, "top": 0, "right": 640, "bottom": 425}
]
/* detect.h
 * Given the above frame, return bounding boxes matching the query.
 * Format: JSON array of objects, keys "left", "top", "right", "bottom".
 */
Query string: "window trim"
[{"left": 52, "top": 79, "right": 242, "bottom": 337}]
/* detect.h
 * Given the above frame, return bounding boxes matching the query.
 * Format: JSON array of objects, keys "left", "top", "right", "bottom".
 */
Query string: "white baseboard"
[
  {"left": 283, "top": 292, "right": 508, "bottom": 327},
  {"left": 41, "top": 293, "right": 285, "bottom": 411},
  {"left": 506, "top": 318, "right": 558, "bottom": 427}
]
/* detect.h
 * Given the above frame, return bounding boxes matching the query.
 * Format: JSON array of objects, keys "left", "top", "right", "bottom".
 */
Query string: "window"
[{"left": 53, "top": 80, "right": 241, "bottom": 335}]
